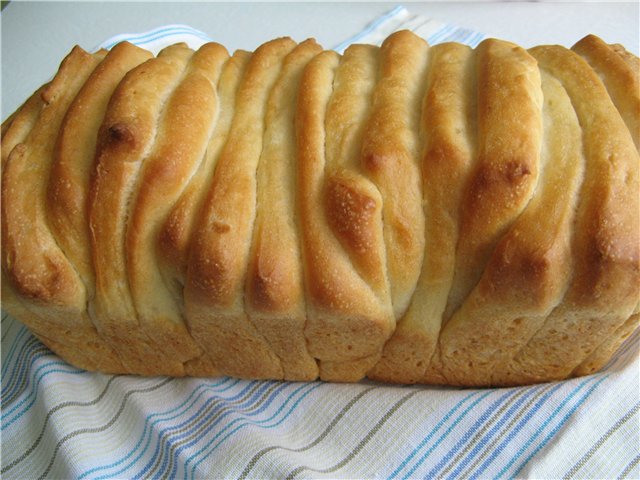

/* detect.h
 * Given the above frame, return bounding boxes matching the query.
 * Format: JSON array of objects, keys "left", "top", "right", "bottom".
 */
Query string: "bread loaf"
[{"left": 2, "top": 31, "right": 638, "bottom": 386}]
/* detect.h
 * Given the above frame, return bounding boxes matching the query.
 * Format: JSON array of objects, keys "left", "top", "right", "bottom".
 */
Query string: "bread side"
[
  {"left": 434, "top": 67, "right": 583, "bottom": 386},
  {"left": 497, "top": 45, "right": 640, "bottom": 384}
]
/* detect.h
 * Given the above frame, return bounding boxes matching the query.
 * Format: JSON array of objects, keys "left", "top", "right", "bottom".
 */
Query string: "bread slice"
[
  {"left": 89, "top": 44, "right": 196, "bottom": 375},
  {"left": 244, "top": 39, "right": 323, "bottom": 381},
  {"left": 1, "top": 46, "right": 124, "bottom": 372},
  {"left": 497, "top": 45, "right": 639, "bottom": 384},
  {"left": 184, "top": 38, "right": 297, "bottom": 379}
]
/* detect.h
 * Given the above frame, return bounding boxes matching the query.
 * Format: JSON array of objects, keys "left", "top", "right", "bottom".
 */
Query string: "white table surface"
[{"left": 2, "top": 1, "right": 638, "bottom": 118}]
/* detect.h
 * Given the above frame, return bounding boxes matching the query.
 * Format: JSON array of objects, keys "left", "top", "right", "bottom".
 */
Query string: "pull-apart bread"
[{"left": 2, "top": 32, "right": 638, "bottom": 386}]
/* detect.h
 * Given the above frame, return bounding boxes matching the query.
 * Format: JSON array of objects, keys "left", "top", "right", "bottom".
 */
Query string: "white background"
[{"left": 2, "top": 1, "right": 639, "bottom": 117}]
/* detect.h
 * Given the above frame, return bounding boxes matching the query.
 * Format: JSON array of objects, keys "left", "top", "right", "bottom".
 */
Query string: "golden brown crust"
[
  {"left": 1, "top": 270, "right": 123, "bottom": 373},
  {"left": 2, "top": 33, "right": 638, "bottom": 386},
  {"left": 2, "top": 46, "right": 97, "bottom": 306},
  {"left": 48, "top": 42, "right": 153, "bottom": 295},
  {"left": 157, "top": 48, "right": 244, "bottom": 296},
  {"left": 442, "top": 39, "right": 543, "bottom": 321},
  {"left": 572, "top": 313, "right": 639, "bottom": 376},
  {"left": 296, "top": 47, "right": 394, "bottom": 382},
  {"left": 127, "top": 42, "right": 229, "bottom": 375},
  {"left": 1, "top": 46, "right": 124, "bottom": 373},
  {"left": 1, "top": 83, "right": 48, "bottom": 169},
  {"left": 323, "top": 44, "right": 387, "bottom": 299},
  {"left": 433, "top": 68, "right": 584, "bottom": 386},
  {"left": 360, "top": 30, "right": 429, "bottom": 320},
  {"left": 425, "top": 39, "right": 544, "bottom": 384}
]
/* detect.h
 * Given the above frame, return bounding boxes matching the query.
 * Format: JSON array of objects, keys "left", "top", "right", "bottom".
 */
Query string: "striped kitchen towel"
[
  {"left": 2, "top": 6, "right": 639, "bottom": 480},
  {"left": 332, "top": 4, "right": 487, "bottom": 52},
  {"left": 92, "top": 6, "right": 487, "bottom": 55},
  {"left": 95, "top": 24, "right": 213, "bottom": 54}
]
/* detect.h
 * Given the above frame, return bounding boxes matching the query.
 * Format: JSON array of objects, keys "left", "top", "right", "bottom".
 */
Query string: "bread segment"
[
  {"left": 89, "top": 44, "right": 195, "bottom": 375},
  {"left": 502, "top": 45, "right": 640, "bottom": 383},
  {"left": 296, "top": 46, "right": 396, "bottom": 382},
  {"left": 324, "top": 44, "right": 387, "bottom": 298},
  {"left": 369, "top": 42, "right": 477, "bottom": 384},
  {"left": 1, "top": 46, "right": 124, "bottom": 372},
  {"left": 127, "top": 42, "right": 229, "bottom": 375},
  {"left": 424, "top": 39, "right": 543, "bottom": 383},
  {"left": 184, "top": 38, "right": 296, "bottom": 379},
  {"left": 572, "top": 35, "right": 639, "bottom": 148},
  {"left": 442, "top": 39, "right": 543, "bottom": 321},
  {"left": 245, "top": 40, "right": 323, "bottom": 381},
  {"left": 435, "top": 68, "right": 584, "bottom": 386},
  {"left": 359, "top": 30, "right": 429, "bottom": 320},
  {"left": 48, "top": 42, "right": 153, "bottom": 295},
  {"left": 158, "top": 51, "right": 246, "bottom": 296}
]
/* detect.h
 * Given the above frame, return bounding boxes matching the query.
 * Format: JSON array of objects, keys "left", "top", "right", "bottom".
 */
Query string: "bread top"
[{"left": 1, "top": 32, "right": 638, "bottom": 385}]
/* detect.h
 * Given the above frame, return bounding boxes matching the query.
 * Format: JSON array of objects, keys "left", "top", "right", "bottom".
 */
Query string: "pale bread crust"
[{"left": 2, "top": 33, "right": 638, "bottom": 386}]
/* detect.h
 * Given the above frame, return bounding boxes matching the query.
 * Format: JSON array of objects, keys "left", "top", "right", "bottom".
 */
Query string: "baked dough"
[{"left": 2, "top": 32, "right": 638, "bottom": 386}]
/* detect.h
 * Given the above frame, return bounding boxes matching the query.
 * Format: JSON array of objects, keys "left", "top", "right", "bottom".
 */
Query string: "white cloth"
[{"left": 2, "top": 7, "right": 638, "bottom": 479}]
